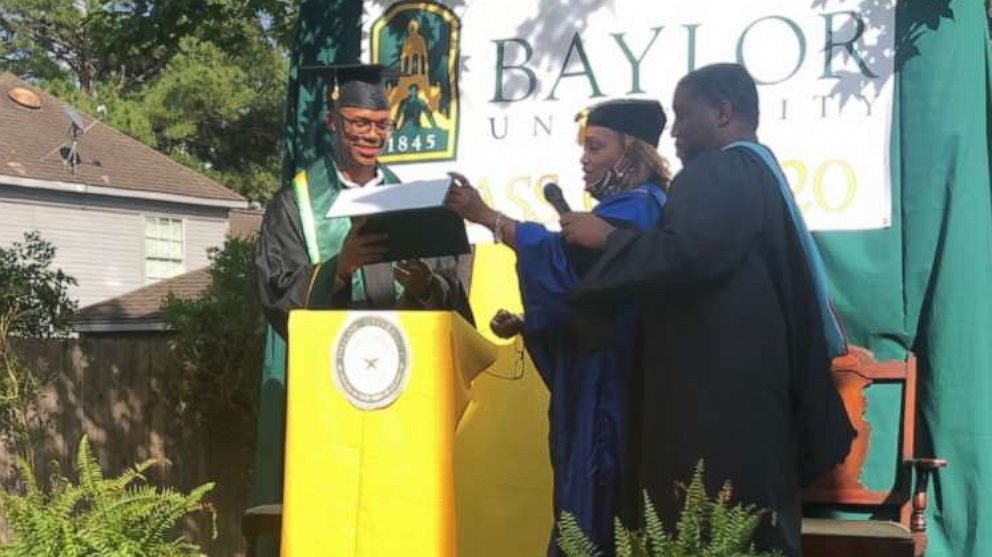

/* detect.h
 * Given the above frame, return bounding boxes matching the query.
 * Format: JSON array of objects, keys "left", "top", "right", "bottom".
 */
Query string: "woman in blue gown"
[{"left": 448, "top": 99, "right": 671, "bottom": 555}]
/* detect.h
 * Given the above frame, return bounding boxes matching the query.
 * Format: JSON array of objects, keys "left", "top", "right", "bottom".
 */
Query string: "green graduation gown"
[{"left": 250, "top": 153, "right": 473, "bottom": 513}]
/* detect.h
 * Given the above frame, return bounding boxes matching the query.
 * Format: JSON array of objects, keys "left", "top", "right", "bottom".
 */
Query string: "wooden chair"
[
  {"left": 801, "top": 346, "right": 947, "bottom": 557},
  {"left": 242, "top": 504, "right": 282, "bottom": 557}
]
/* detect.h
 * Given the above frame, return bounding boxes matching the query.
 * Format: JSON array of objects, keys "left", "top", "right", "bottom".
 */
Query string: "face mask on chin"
[{"left": 585, "top": 152, "right": 631, "bottom": 201}]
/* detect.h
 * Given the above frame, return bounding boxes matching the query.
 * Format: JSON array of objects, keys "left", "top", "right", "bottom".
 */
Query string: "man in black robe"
[{"left": 560, "top": 63, "right": 855, "bottom": 556}]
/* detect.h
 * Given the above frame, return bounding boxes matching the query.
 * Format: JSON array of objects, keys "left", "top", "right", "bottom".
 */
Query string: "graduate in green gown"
[{"left": 250, "top": 65, "right": 473, "bottom": 549}]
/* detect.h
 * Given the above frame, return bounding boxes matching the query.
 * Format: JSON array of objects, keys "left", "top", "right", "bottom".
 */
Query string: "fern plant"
[
  {"left": 558, "top": 460, "right": 782, "bottom": 557},
  {"left": 0, "top": 436, "right": 214, "bottom": 557}
]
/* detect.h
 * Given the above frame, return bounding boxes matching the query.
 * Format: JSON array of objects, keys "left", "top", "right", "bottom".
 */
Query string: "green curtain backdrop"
[
  {"left": 255, "top": 0, "right": 362, "bottom": 501},
  {"left": 818, "top": 2, "right": 992, "bottom": 556},
  {"left": 256, "top": 0, "right": 364, "bottom": 498},
  {"left": 249, "top": 2, "right": 363, "bottom": 555},
  {"left": 279, "top": 0, "right": 364, "bottom": 189}
]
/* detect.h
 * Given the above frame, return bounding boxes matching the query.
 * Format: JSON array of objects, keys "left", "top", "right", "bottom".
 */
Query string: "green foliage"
[
  {"left": 558, "top": 512, "right": 604, "bottom": 557},
  {"left": 0, "top": 231, "right": 77, "bottom": 338},
  {"left": 0, "top": 436, "right": 214, "bottom": 557},
  {"left": 558, "top": 461, "right": 782, "bottom": 557},
  {"left": 0, "top": 232, "right": 77, "bottom": 460},
  {"left": 162, "top": 236, "right": 264, "bottom": 443},
  {"left": 641, "top": 485, "right": 669, "bottom": 555},
  {"left": 0, "top": 0, "right": 297, "bottom": 202}
]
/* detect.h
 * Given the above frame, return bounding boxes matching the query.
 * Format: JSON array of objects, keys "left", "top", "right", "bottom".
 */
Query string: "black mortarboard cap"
[
  {"left": 301, "top": 63, "right": 403, "bottom": 110},
  {"left": 576, "top": 99, "right": 667, "bottom": 147}
]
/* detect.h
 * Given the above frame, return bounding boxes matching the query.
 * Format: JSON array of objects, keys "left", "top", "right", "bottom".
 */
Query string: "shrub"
[
  {"left": 557, "top": 461, "right": 782, "bottom": 557},
  {"left": 0, "top": 231, "right": 77, "bottom": 461},
  {"left": 0, "top": 436, "right": 214, "bottom": 557}
]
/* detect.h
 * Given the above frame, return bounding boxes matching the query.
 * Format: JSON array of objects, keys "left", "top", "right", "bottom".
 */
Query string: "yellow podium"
[{"left": 281, "top": 310, "right": 497, "bottom": 557}]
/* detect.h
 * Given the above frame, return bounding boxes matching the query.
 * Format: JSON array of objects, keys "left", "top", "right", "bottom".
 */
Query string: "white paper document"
[{"left": 326, "top": 179, "right": 451, "bottom": 218}]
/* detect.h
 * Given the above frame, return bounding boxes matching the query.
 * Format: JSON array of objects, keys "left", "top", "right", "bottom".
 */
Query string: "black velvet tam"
[{"left": 580, "top": 99, "right": 667, "bottom": 147}]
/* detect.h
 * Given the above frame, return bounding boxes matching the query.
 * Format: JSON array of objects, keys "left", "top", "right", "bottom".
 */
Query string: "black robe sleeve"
[
  {"left": 571, "top": 149, "right": 767, "bottom": 308},
  {"left": 256, "top": 189, "right": 476, "bottom": 332},
  {"left": 255, "top": 188, "right": 315, "bottom": 339}
]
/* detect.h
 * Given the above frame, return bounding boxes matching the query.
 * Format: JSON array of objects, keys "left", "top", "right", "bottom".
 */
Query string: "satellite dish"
[
  {"left": 63, "top": 105, "right": 86, "bottom": 137},
  {"left": 59, "top": 104, "right": 90, "bottom": 173},
  {"left": 38, "top": 102, "right": 99, "bottom": 174}
]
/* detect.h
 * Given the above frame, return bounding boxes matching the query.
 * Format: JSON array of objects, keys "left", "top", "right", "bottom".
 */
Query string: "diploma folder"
[{"left": 326, "top": 178, "right": 470, "bottom": 261}]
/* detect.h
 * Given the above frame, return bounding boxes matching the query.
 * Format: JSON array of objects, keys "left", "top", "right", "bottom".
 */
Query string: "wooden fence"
[{"left": 0, "top": 336, "right": 252, "bottom": 556}]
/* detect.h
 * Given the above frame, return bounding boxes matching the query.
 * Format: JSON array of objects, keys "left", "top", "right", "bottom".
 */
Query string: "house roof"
[
  {"left": 72, "top": 267, "right": 211, "bottom": 333},
  {"left": 0, "top": 73, "right": 245, "bottom": 208},
  {"left": 228, "top": 208, "right": 264, "bottom": 238}
]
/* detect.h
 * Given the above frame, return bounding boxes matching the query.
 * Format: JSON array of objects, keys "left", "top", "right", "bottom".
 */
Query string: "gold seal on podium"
[{"left": 332, "top": 314, "right": 411, "bottom": 410}]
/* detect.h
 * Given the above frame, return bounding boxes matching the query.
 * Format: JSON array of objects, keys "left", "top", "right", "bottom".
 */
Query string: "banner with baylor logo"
[
  {"left": 364, "top": 0, "right": 897, "bottom": 236},
  {"left": 371, "top": 2, "right": 460, "bottom": 163}
]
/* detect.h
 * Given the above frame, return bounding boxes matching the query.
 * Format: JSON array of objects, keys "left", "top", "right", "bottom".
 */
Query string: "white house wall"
[{"left": 0, "top": 185, "right": 230, "bottom": 308}]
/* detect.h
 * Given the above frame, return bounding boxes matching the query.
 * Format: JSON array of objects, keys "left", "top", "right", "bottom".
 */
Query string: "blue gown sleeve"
[
  {"left": 594, "top": 184, "right": 666, "bottom": 231},
  {"left": 515, "top": 184, "right": 667, "bottom": 333}
]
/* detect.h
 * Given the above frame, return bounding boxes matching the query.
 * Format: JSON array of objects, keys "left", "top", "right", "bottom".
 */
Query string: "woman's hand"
[
  {"left": 490, "top": 309, "right": 525, "bottom": 339},
  {"left": 447, "top": 172, "right": 496, "bottom": 225}
]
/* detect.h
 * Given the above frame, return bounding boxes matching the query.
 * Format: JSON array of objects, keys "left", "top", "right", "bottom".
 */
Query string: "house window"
[{"left": 145, "top": 217, "right": 185, "bottom": 283}]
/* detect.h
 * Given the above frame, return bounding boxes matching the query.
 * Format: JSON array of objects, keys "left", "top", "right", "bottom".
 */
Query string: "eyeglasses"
[{"left": 339, "top": 114, "right": 395, "bottom": 133}]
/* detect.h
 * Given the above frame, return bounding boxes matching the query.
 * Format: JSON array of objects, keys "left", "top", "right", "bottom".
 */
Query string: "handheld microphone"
[{"left": 543, "top": 182, "right": 572, "bottom": 215}]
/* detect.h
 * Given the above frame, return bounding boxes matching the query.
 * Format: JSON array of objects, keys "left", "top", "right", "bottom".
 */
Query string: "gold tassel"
[{"left": 574, "top": 107, "right": 591, "bottom": 145}]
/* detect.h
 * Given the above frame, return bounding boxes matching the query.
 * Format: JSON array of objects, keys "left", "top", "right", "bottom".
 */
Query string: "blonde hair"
[{"left": 619, "top": 134, "right": 672, "bottom": 191}]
